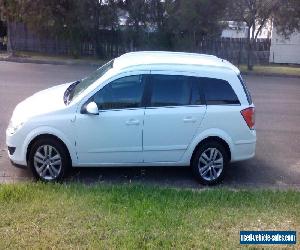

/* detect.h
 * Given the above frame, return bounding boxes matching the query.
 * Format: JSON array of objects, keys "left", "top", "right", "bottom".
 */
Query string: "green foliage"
[
  {"left": 0, "top": 0, "right": 228, "bottom": 56},
  {"left": 165, "top": 0, "right": 226, "bottom": 49},
  {"left": 275, "top": 0, "right": 300, "bottom": 38},
  {"left": 0, "top": 0, "right": 299, "bottom": 60},
  {"left": 0, "top": 0, "right": 24, "bottom": 22}
]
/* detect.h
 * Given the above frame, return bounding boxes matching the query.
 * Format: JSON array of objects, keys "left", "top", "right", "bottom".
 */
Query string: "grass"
[
  {"left": 0, "top": 183, "right": 299, "bottom": 249},
  {"left": 239, "top": 64, "right": 300, "bottom": 77}
]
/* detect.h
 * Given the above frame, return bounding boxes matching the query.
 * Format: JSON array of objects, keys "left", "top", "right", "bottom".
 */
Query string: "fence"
[
  {"left": 196, "top": 38, "right": 271, "bottom": 66},
  {"left": 8, "top": 22, "right": 271, "bottom": 65},
  {"left": 8, "top": 23, "right": 133, "bottom": 58}
]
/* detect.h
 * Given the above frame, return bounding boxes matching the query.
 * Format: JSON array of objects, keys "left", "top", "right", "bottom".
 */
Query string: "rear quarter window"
[
  {"left": 238, "top": 74, "right": 252, "bottom": 105},
  {"left": 200, "top": 77, "right": 240, "bottom": 105}
]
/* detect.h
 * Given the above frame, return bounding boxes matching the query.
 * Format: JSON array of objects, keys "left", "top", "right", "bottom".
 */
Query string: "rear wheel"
[
  {"left": 191, "top": 141, "right": 229, "bottom": 185},
  {"left": 28, "top": 137, "right": 70, "bottom": 181}
]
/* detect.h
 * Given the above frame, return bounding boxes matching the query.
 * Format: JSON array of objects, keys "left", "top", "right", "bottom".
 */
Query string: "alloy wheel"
[
  {"left": 198, "top": 147, "right": 224, "bottom": 181},
  {"left": 33, "top": 145, "right": 62, "bottom": 180}
]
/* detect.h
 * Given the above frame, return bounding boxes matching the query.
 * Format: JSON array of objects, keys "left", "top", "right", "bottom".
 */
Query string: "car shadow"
[
  {"left": 65, "top": 157, "right": 278, "bottom": 188},
  {"left": 66, "top": 166, "right": 200, "bottom": 188},
  {"left": 6, "top": 154, "right": 296, "bottom": 188}
]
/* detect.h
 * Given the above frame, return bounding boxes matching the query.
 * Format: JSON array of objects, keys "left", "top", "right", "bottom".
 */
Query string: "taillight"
[{"left": 241, "top": 107, "right": 255, "bottom": 129}]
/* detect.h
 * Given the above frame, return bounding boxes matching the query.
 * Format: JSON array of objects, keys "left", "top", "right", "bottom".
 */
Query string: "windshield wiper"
[{"left": 64, "top": 80, "right": 80, "bottom": 105}]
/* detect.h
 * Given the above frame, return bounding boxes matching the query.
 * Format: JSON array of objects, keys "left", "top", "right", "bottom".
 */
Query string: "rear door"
[{"left": 143, "top": 73, "right": 207, "bottom": 163}]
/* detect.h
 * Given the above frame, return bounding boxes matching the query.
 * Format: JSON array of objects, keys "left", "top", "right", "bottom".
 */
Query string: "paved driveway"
[{"left": 0, "top": 61, "right": 300, "bottom": 188}]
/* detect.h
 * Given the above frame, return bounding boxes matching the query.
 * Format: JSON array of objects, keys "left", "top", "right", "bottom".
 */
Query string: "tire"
[
  {"left": 28, "top": 137, "right": 70, "bottom": 182},
  {"left": 191, "top": 141, "right": 229, "bottom": 185}
]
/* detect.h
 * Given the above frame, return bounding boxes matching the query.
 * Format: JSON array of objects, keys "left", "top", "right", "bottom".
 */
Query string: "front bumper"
[
  {"left": 6, "top": 129, "right": 27, "bottom": 166},
  {"left": 7, "top": 146, "right": 16, "bottom": 155}
]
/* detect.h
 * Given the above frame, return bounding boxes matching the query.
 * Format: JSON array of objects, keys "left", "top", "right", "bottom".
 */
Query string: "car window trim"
[
  {"left": 81, "top": 74, "right": 148, "bottom": 112},
  {"left": 145, "top": 104, "right": 206, "bottom": 109},
  {"left": 99, "top": 107, "right": 146, "bottom": 112}
]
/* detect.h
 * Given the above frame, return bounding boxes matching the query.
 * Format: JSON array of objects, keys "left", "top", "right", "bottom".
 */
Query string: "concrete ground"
[{"left": 0, "top": 61, "right": 300, "bottom": 188}]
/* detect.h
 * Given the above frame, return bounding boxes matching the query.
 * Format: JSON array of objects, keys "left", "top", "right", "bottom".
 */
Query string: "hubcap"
[
  {"left": 198, "top": 148, "right": 223, "bottom": 181},
  {"left": 33, "top": 145, "right": 62, "bottom": 180}
]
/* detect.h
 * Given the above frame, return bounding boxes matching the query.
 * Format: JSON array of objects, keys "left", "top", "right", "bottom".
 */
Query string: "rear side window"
[
  {"left": 238, "top": 74, "right": 252, "bottom": 104},
  {"left": 150, "top": 75, "right": 192, "bottom": 107},
  {"left": 201, "top": 77, "right": 240, "bottom": 105}
]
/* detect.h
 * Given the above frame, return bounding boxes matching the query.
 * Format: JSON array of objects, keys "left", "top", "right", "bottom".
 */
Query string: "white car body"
[{"left": 6, "top": 52, "right": 256, "bottom": 172}]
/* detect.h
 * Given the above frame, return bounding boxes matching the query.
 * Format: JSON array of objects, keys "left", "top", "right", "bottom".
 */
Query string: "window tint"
[
  {"left": 93, "top": 75, "right": 145, "bottom": 110},
  {"left": 150, "top": 75, "right": 192, "bottom": 107},
  {"left": 191, "top": 77, "right": 203, "bottom": 105},
  {"left": 201, "top": 77, "right": 240, "bottom": 105}
]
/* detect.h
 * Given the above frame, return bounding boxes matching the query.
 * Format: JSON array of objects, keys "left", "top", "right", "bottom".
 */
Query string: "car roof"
[{"left": 113, "top": 51, "right": 240, "bottom": 74}]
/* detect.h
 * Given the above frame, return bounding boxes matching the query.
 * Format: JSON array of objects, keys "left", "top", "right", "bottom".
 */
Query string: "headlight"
[{"left": 7, "top": 120, "right": 24, "bottom": 134}]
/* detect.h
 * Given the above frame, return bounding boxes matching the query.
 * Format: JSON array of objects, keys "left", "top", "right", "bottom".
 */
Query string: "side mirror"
[{"left": 85, "top": 102, "right": 99, "bottom": 115}]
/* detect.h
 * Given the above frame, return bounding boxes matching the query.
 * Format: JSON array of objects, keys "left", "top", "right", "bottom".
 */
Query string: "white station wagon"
[{"left": 6, "top": 51, "right": 256, "bottom": 184}]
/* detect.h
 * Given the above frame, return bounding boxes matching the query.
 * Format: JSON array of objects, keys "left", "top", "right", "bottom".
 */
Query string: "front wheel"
[
  {"left": 28, "top": 137, "right": 70, "bottom": 181},
  {"left": 191, "top": 141, "right": 229, "bottom": 185}
]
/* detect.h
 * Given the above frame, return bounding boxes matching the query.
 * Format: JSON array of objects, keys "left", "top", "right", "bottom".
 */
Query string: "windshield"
[{"left": 64, "top": 60, "right": 114, "bottom": 105}]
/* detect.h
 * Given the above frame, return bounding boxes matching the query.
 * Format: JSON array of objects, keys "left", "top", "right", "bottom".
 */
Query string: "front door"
[{"left": 75, "top": 74, "right": 146, "bottom": 165}]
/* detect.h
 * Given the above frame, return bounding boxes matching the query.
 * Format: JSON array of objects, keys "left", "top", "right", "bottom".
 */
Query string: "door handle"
[
  {"left": 183, "top": 117, "right": 196, "bottom": 123},
  {"left": 126, "top": 119, "right": 140, "bottom": 125}
]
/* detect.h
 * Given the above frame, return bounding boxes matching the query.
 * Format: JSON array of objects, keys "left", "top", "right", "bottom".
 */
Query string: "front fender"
[{"left": 22, "top": 126, "right": 77, "bottom": 165}]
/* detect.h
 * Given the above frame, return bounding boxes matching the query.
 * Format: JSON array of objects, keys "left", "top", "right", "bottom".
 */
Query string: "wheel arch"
[
  {"left": 26, "top": 134, "right": 72, "bottom": 165},
  {"left": 190, "top": 136, "right": 231, "bottom": 166}
]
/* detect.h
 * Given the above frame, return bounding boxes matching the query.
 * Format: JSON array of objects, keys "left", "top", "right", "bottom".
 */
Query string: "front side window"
[
  {"left": 201, "top": 77, "right": 240, "bottom": 105},
  {"left": 150, "top": 75, "right": 192, "bottom": 107},
  {"left": 92, "top": 75, "right": 145, "bottom": 110}
]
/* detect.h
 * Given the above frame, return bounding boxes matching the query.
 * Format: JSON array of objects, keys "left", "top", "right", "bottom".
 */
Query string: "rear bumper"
[{"left": 231, "top": 139, "right": 256, "bottom": 162}]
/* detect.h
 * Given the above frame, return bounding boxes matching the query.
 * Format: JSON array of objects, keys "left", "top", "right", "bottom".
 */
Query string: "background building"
[
  {"left": 269, "top": 28, "right": 300, "bottom": 64},
  {"left": 221, "top": 21, "right": 272, "bottom": 39}
]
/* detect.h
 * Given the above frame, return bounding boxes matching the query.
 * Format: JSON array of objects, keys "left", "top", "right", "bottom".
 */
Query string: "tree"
[
  {"left": 0, "top": 0, "right": 85, "bottom": 56},
  {"left": 147, "top": 0, "right": 172, "bottom": 49},
  {"left": 0, "top": 0, "right": 118, "bottom": 57},
  {"left": 2, "top": 0, "right": 298, "bottom": 61},
  {"left": 40, "top": 0, "right": 87, "bottom": 57},
  {"left": 226, "top": 0, "right": 300, "bottom": 70},
  {"left": 119, "top": 0, "right": 149, "bottom": 49},
  {"left": 0, "top": 0, "right": 27, "bottom": 55},
  {"left": 33, "top": 0, "right": 119, "bottom": 58},
  {"left": 164, "top": 0, "right": 227, "bottom": 50},
  {"left": 274, "top": 0, "right": 300, "bottom": 38},
  {"left": 148, "top": 0, "right": 166, "bottom": 31},
  {"left": 0, "top": 10, "right": 7, "bottom": 39}
]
